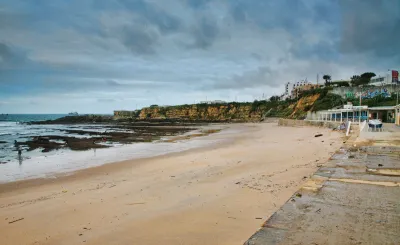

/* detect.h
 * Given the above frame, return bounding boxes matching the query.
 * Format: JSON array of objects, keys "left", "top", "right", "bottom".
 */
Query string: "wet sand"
[{"left": 0, "top": 123, "right": 342, "bottom": 245}]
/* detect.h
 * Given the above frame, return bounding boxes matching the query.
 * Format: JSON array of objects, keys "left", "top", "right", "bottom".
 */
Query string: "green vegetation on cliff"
[{"left": 347, "top": 93, "right": 399, "bottom": 107}]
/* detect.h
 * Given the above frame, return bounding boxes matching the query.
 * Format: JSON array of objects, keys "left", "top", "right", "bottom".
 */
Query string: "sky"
[{"left": 0, "top": 0, "right": 399, "bottom": 113}]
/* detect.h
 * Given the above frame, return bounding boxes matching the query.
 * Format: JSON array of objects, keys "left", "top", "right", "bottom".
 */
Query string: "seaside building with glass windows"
[{"left": 307, "top": 102, "right": 396, "bottom": 123}]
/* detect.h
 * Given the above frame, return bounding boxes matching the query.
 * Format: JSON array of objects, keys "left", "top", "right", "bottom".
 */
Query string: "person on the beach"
[{"left": 17, "top": 149, "right": 22, "bottom": 165}]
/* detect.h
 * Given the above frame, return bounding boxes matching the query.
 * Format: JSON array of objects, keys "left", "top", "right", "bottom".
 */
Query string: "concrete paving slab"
[{"left": 245, "top": 145, "right": 400, "bottom": 245}]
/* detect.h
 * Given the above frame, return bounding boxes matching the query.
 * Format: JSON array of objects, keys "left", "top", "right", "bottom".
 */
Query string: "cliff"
[
  {"left": 137, "top": 103, "right": 260, "bottom": 122},
  {"left": 114, "top": 91, "right": 342, "bottom": 122}
]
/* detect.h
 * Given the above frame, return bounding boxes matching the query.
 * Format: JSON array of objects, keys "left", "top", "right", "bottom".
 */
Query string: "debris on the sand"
[
  {"left": 8, "top": 218, "right": 24, "bottom": 224},
  {"left": 314, "top": 134, "right": 323, "bottom": 137},
  {"left": 126, "top": 202, "right": 146, "bottom": 205}
]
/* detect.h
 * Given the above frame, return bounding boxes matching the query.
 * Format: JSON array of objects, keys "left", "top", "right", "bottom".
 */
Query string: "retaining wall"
[
  {"left": 331, "top": 84, "right": 398, "bottom": 99},
  {"left": 278, "top": 118, "right": 342, "bottom": 129}
]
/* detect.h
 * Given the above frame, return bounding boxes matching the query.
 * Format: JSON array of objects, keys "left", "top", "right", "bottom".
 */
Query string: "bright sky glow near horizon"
[{"left": 0, "top": 0, "right": 399, "bottom": 113}]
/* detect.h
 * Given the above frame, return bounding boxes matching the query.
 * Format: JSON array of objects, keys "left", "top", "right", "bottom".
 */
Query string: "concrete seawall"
[
  {"left": 278, "top": 119, "right": 360, "bottom": 135},
  {"left": 278, "top": 118, "right": 342, "bottom": 129}
]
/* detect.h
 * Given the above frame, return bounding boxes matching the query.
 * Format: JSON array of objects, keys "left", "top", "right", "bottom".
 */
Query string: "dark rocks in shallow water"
[
  {"left": 16, "top": 125, "right": 196, "bottom": 152},
  {"left": 0, "top": 141, "right": 7, "bottom": 144},
  {"left": 21, "top": 138, "right": 65, "bottom": 153},
  {"left": 64, "top": 137, "right": 110, "bottom": 151},
  {"left": 20, "top": 118, "right": 199, "bottom": 152},
  {"left": 27, "top": 114, "right": 207, "bottom": 126},
  {"left": 19, "top": 135, "right": 109, "bottom": 152}
]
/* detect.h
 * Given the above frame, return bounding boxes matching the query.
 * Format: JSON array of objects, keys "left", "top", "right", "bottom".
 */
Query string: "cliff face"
[
  {"left": 115, "top": 92, "right": 343, "bottom": 122},
  {"left": 288, "top": 94, "right": 321, "bottom": 119},
  {"left": 138, "top": 104, "right": 262, "bottom": 122}
]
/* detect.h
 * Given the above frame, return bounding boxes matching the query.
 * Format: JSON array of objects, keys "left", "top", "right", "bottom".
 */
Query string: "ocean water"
[
  {"left": 0, "top": 114, "right": 226, "bottom": 183},
  {"left": 0, "top": 114, "right": 66, "bottom": 123},
  {"left": 0, "top": 114, "right": 129, "bottom": 182},
  {"left": 0, "top": 114, "right": 110, "bottom": 166},
  {"left": 0, "top": 114, "right": 64, "bottom": 160}
]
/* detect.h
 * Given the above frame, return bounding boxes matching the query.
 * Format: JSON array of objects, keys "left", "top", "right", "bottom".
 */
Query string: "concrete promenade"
[{"left": 245, "top": 122, "right": 400, "bottom": 245}]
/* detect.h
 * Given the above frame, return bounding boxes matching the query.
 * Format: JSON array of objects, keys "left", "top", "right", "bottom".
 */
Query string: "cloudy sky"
[{"left": 0, "top": 0, "right": 399, "bottom": 113}]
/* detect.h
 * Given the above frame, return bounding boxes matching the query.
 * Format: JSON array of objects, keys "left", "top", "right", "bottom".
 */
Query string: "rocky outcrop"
[{"left": 29, "top": 115, "right": 114, "bottom": 124}]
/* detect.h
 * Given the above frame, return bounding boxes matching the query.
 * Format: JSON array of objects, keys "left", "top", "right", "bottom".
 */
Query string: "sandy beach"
[{"left": 0, "top": 123, "right": 342, "bottom": 245}]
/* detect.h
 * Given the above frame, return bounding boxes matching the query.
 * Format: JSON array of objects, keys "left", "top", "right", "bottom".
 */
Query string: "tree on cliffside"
[
  {"left": 361, "top": 72, "right": 376, "bottom": 80},
  {"left": 350, "top": 75, "right": 361, "bottom": 86},
  {"left": 351, "top": 72, "right": 376, "bottom": 86},
  {"left": 269, "top": 96, "right": 280, "bottom": 102},
  {"left": 323, "top": 75, "right": 331, "bottom": 86}
]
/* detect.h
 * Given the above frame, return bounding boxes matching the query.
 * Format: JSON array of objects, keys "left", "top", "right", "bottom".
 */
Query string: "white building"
[
  {"left": 280, "top": 82, "right": 292, "bottom": 100},
  {"left": 199, "top": 100, "right": 227, "bottom": 104},
  {"left": 369, "top": 70, "right": 399, "bottom": 86},
  {"left": 281, "top": 80, "right": 313, "bottom": 100}
]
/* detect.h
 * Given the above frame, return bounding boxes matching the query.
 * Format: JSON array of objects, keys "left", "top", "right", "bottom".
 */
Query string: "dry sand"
[{"left": 0, "top": 123, "right": 342, "bottom": 245}]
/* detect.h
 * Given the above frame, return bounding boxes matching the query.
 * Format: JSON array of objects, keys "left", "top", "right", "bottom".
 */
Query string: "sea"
[
  {"left": 0, "top": 114, "right": 220, "bottom": 183},
  {"left": 0, "top": 114, "right": 66, "bottom": 123},
  {"left": 0, "top": 114, "right": 66, "bottom": 163}
]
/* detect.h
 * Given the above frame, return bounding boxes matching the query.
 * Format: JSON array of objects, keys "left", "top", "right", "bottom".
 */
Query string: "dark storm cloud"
[
  {"left": 117, "top": 0, "right": 183, "bottom": 34},
  {"left": 0, "top": 43, "right": 28, "bottom": 70},
  {"left": 0, "top": 43, "right": 14, "bottom": 63},
  {"left": 0, "top": 9, "right": 25, "bottom": 29},
  {"left": 230, "top": 0, "right": 309, "bottom": 31},
  {"left": 106, "top": 80, "right": 122, "bottom": 87},
  {"left": 339, "top": 0, "right": 400, "bottom": 60},
  {"left": 228, "top": 0, "right": 340, "bottom": 61},
  {"left": 121, "top": 24, "right": 159, "bottom": 54},
  {"left": 290, "top": 40, "right": 339, "bottom": 61},
  {"left": 185, "top": 0, "right": 212, "bottom": 9},
  {"left": 97, "top": 98, "right": 117, "bottom": 103},
  {"left": 190, "top": 17, "right": 220, "bottom": 49},
  {"left": 214, "top": 66, "right": 279, "bottom": 90},
  {"left": 0, "top": 0, "right": 182, "bottom": 55}
]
